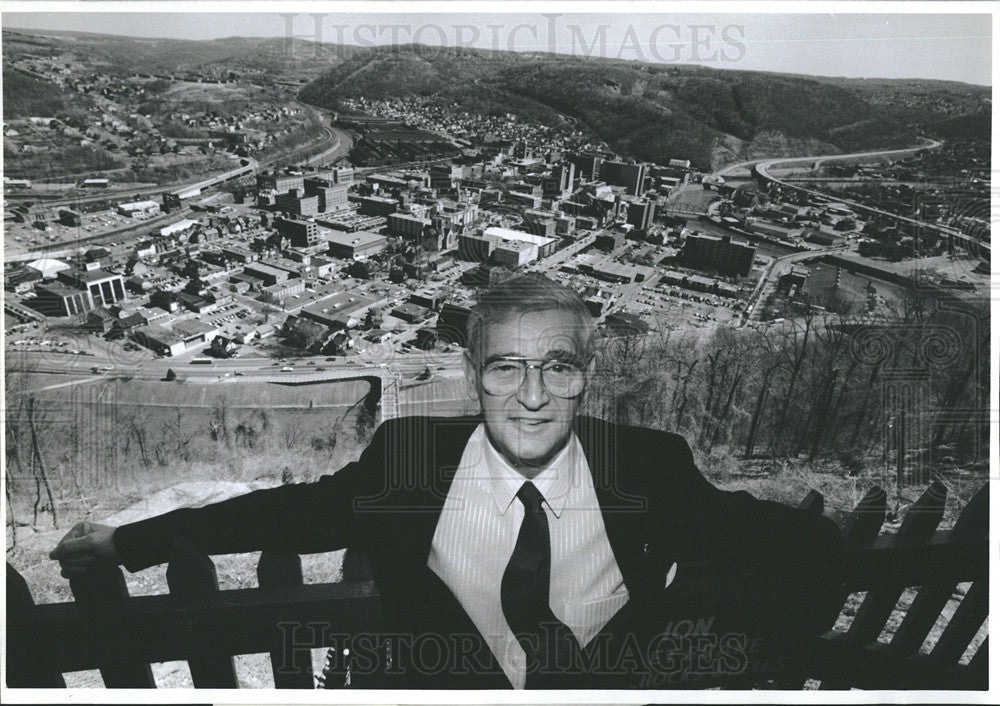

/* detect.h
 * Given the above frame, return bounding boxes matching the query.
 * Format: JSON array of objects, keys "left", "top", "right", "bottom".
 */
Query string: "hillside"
[
  {"left": 2, "top": 65, "right": 96, "bottom": 118},
  {"left": 3, "top": 30, "right": 989, "bottom": 170},
  {"left": 2, "top": 28, "right": 353, "bottom": 80},
  {"left": 299, "top": 45, "right": 991, "bottom": 169}
]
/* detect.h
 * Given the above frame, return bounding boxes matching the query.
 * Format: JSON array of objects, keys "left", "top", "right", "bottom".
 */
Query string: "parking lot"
[{"left": 4, "top": 207, "right": 154, "bottom": 253}]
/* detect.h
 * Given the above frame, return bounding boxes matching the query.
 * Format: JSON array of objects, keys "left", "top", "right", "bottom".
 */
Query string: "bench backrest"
[{"left": 6, "top": 482, "right": 988, "bottom": 689}]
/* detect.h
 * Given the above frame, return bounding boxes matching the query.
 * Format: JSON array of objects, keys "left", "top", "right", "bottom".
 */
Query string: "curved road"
[
  {"left": 712, "top": 139, "right": 942, "bottom": 179},
  {"left": 751, "top": 142, "right": 987, "bottom": 258}
]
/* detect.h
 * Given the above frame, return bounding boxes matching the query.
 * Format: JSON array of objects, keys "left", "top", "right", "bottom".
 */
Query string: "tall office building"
[
  {"left": 600, "top": 161, "right": 647, "bottom": 197},
  {"left": 570, "top": 152, "right": 604, "bottom": 181},
  {"left": 626, "top": 199, "right": 656, "bottom": 231},
  {"left": 681, "top": 233, "right": 756, "bottom": 277}
]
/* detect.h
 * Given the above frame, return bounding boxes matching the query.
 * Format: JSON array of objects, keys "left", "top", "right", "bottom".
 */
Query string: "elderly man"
[{"left": 52, "top": 273, "right": 842, "bottom": 689}]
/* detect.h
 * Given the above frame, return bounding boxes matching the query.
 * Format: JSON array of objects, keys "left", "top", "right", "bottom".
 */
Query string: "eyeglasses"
[{"left": 480, "top": 357, "right": 588, "bottom": 398}]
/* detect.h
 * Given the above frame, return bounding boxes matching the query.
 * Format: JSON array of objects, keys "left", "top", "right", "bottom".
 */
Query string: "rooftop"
[
  {"left": 482, "top": 226, "right": 556, "bottom": 247},
  {"left": 326, "top": 230, "right": 387, "bottom": 248}
]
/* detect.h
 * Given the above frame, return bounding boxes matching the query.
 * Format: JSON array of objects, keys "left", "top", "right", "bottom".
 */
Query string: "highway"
[
  {"left": 751, "top": 143, "right": 988, "bottom": 258},
  {"left": 711, "top": 139, "right": 942, "bottom": 180},
  {"left": 9, "top": 347, "right": 465, "bottom": 384}
]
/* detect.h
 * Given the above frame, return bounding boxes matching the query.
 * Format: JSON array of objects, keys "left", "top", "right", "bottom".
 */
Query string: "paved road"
[
  {"left": 711, "top": 139, "right": 942, "bottom": 179},
  {"left": 10, "top": 348, "right": 465, "bottom": 384},
  {"left": 752, "top": 142, "right": 987, "bottom": 257},
  {"left": 739, "top": 245, "right": 850, "bottom": 324}
]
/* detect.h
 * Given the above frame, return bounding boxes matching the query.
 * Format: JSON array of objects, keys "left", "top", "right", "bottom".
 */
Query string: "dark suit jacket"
[{"left": 114, "top": 414, "right": 843, "bottom": 689}]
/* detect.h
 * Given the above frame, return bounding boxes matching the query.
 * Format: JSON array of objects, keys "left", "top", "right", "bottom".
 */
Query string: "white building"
[
  {"left": 26, "top": 258, "right": 72, "bottom": 278},
  {"left": 160, "top": 219, "right": 199, "bottom": 237},
  {"left": 117, "top": 200, "right": 160, "bottom": 217}
]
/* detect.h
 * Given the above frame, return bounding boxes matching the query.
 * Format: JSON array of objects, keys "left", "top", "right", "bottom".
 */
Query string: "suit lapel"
[
  {"left": 574, "top": 416, "right": 657, "bottom": 598},
  {"left": 400, "top": 415, "right": 483, "bottom": 566}
]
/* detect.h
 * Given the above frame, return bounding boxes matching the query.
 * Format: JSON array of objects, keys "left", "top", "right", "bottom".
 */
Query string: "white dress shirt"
[{"left": 427, "top": 424, "right": 630, "bottom": 688}]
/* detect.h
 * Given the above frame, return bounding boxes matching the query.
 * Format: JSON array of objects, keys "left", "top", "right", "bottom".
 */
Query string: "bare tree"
[
  {"left": 26, "top": 397, "right": 58, "bottom": 528},
  {"left": 743, "top": 329, "right": 784, "bottom": 458},
  {"left": 767, "top": 309, "right": 817, "bottom": 455},
  {"left": 210, "top": 396, "right": 232, "bottom": 448},
  {"left": 161, "top": 406, "right": 196, "bottom": 462}
]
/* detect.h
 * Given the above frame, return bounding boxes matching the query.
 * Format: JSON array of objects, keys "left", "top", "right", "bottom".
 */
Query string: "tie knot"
[{"left": 517, "top": 481, "right": 545, "bottom": 512}]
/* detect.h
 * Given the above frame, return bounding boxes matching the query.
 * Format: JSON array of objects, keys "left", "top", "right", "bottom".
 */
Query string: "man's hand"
[{"left": 49, "top": 522, "right": 118, "bottom": 578}]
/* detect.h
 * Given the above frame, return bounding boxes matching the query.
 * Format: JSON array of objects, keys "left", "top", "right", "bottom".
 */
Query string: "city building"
[
  {"left": 680, "top": 233, "right": 756, "bottom": 277},
  {"left": 300, "top": 292, "right": 378, "bottom": 329},
  {"left": 391, "top": 302, "right": 430, "bottom": 323},
  {"left": 604, "top": 312, "right": 650, "bottom": 337},
  {"left": 506, "top": 190, "right": 541, "bottom": 209},
  {"left": 311, "top": 255, "right": 336, "bottom": 278},
  {"left": 275, "top": 217, "right": 320, "bottom": 247},
  {"left": 304, "top": 177, "right": 349, "bottom": 213},
  {"left": 160, "top": 219, "right": 199, "bottom": 238},
  {"left": 275, "top": 189, "right": 320, "bottom": 218},
  {"left": 56, "top": 266, "right": 126, "bottom": 308},
  {"left": 556, "top": 162, "right": 575, "bottom": 197},
  {"left": 26, "top": 258, "right": 71, "bottom": 279},
  {"left": 356, "top": 195, "right": 399, "bottom": 217},
  {"left": 330, "top": 167, "right": 355, "bottom": 185},
  {"left": 599, "top": 160, "right": 646, "bottom": 196},
  {"left": 261, "top": 279, "right": 307, "bottom": 303},
  {"left": 242, "top": 262, "right": 290, "bottom": 287},
  {"left": 258, "top": 171, "right": 304, "bottom": 194},
  {"left": 429, "top": 164, "right": 458, "bottom": 191},
  {"left": 570, "top": 152, "right": 604, "bottom": 181},
  {"left": 492, "top": 239, "right": 538, "bottom": 269},
  {"left": 172, "top": 320, "right": 221, "bottom": 347},
  {"left": 316, "top": 212, "right": 387, "bottom": 232},
  {"left": 523, "top": 210, "right": 558, "bottom": 239},
  {"left": 387, "top": 212, "right": 432, "bottom": 239},
  {"left": 59, "top": 209, "right": 82, "bottom": 227},
  {"left": 221, "top": 246, "right": 258, "bottom": 264},
  {"left": 33, "top": 282, "right": 94, "bottom": 317},
  {"left": 117, "top": 200, "right": 160, "bottom": 217},
  {"left": 458, "top": 233, "right": 497, "bottom": 262},
  {"left": 326, "top": 230, "right": 387, "bottom": 260},
  {"left": 132, "top": 324, "right": 187, "bottom": 357},
  {"left": 5, "top": 266, "right": 42, "bottom": 294},
  {"left": 626, "top": 199, "right": 656, "bottom": 231},
  {"left": 482, "top": 227, "right": 558, "bottom": 258},
  {"left": 595, "top": 230, "right": 625, "bottom": 252}
]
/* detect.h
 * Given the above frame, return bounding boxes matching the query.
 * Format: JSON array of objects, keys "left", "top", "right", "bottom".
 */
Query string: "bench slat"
[
  {"left": 820, "top": 482, "right": 946, "bottom": 689},
  {"left": 889, "top": 484, "right": 988, "bottom": 658},
  {"left": 6, "top": 563, "right": 67, "bottom": 687},
  {"left": 843, "top": 481, "right": 947, "bottom": 642},
  {"left": 70, "top": 563, "right": 156, "bottom": 688},
  {"left": 257, "top": 552, "right": 315, "bottom": 689},
  {"left": 929, "top": 579, "right": 987, "bottom": 666},
  {"left": 840, "top": 486, "right": 887, "bottom": 548},
  {"left": 167, "top": 537, "right": 239, "bottom": 688}
]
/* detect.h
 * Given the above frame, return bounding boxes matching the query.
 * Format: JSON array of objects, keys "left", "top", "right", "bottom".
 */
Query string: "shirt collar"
[{"left": 476, "top": 424, "right": 581, "bottom": 519}]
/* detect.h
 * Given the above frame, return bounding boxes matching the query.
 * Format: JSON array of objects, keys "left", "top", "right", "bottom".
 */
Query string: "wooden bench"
[{"left": 6, "top": 481, "right": 987, "bottom": 690}]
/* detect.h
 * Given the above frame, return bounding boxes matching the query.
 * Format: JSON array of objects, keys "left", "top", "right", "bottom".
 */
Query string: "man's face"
[{"left": 464, "top": 308, "right": 590, "bottom": 476}]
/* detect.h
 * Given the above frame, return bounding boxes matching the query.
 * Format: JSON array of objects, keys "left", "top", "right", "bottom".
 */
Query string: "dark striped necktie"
[{"left": 501, "top": 481, "right": 582, "bottom": 688}]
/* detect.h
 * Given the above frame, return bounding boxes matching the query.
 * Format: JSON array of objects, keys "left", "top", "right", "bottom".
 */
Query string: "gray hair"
[{"left": 466, "top": 273, "right": 596, "bottom": 364}]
